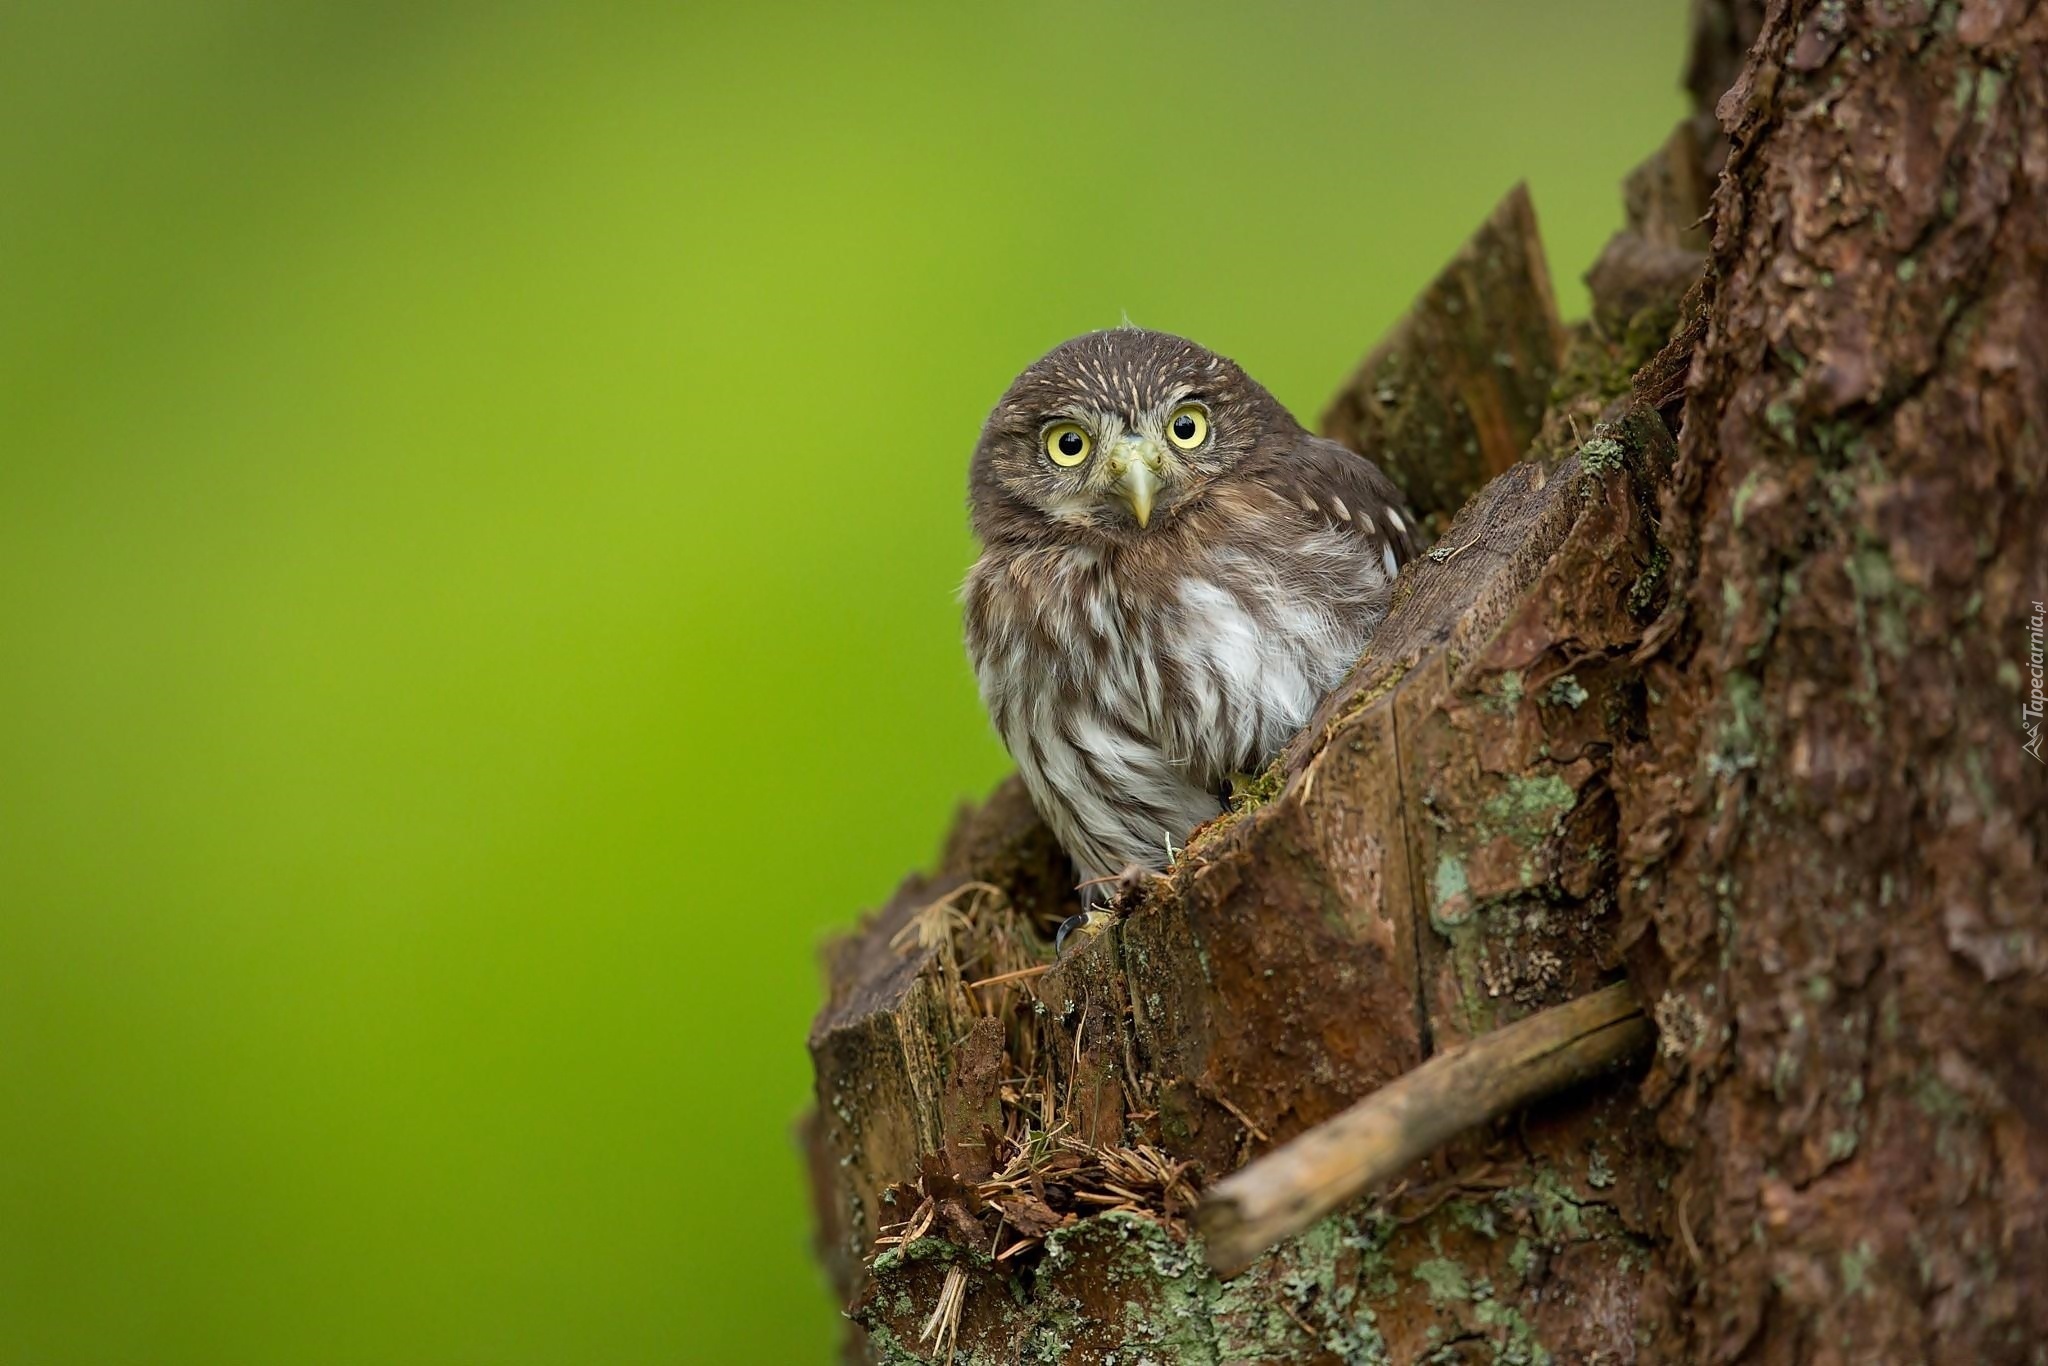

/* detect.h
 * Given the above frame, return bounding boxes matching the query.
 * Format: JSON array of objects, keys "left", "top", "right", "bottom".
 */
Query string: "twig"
[
  {"left": 1196, "top": 980, "right": 1652, "bottom": 1277},
  {"left": 964, "top": 964, "right": 1051, "bottom": 991},
  {"left": 1425, "top": 533, "right": 1487, "bottom": 565},
  {"left": 918, "top": 1264, "right": 968, "bottom": 1360},
  {"left": 1279, "top": 1298, "right": 1320, "bottom": 1341},
  {"left": 1676, "top": 1184, "right": 1704, "bottom": 1271},
  {"left": 1208, "top": 1088, "right": 1272, "bottom": 1145}
]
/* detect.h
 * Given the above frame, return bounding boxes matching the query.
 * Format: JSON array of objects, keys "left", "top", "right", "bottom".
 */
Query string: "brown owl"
[{"left": 963, "top": 328, "right": 1419, "bottom": 905}]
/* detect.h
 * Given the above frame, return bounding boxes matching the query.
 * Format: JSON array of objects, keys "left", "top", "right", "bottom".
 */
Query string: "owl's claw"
[
  {"left": 1054, "top": 909, "right": 1115, "bottom": 956},
  {"left": 1058, "top": 863, "right": 1168, "bottom": 953}
]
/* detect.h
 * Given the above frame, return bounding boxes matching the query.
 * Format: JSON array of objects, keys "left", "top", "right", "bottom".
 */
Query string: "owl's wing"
[{"left": 1255, "top": 433, "right": 1424, "bottom": 570}]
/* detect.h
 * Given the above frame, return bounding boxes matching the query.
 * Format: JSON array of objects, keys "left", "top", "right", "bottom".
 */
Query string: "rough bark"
[
  {"left": 1615, "top": 2, "right": 2048, "bottom": 1360},
  {"left": 1685, "top": 0, "right": 1769, "bottom": 135},
  {"left": 804, "top": 3, "right": 2047, "bottom": 1361}
]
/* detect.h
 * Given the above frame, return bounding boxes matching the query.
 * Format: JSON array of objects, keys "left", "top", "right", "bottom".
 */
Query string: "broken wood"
[
  {"left": 1319, "top": 183, "right": 1564, "bottom": 532},
  {"left": 1198, "top": 979, "right": 1653, "bottom": 1277}
]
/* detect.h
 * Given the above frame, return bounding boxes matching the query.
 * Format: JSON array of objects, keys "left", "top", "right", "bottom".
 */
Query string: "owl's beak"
[{"left": 1107, "top": 438, "right": 1164, "bottom": 528}]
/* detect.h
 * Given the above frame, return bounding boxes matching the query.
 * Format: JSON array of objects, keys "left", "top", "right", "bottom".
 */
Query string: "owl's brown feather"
[{"left": 963, "top": 329, "right": 1417, "bottom": 896}]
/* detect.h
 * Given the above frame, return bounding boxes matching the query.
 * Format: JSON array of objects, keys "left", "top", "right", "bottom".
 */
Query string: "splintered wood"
[{"left": 1320, "top": 184, "right": 1564, "bottom": 531}]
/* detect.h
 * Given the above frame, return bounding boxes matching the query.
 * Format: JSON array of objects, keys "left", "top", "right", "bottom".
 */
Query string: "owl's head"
[{"left": 968, "top": 329, "right": 1297, "bottom": 546}]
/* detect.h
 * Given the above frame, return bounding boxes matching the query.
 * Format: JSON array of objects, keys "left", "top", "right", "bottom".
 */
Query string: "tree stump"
[{"left": 805, "top": 4, "right": 2047, "bottom": 1360}]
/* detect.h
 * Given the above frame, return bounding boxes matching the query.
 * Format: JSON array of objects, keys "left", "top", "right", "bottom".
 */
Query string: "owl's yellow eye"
[
  {"left": 1167, "top": 404, "right": 1209, "bottom": 449},
  {"left": 1045, "top": 423, "right": 1092, "bottom": 467}
]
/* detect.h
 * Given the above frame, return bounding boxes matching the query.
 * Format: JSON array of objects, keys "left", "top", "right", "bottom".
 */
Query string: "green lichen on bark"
[
  {"left": 1479, "top": 775, "right": 1576, "bottom": 847},
  {"left": 859, "top": 1210, "right": 1403, "bottom": 1365},
  {"left": 855, "top": 1176, "right": 1660, "bottom": 1366}
]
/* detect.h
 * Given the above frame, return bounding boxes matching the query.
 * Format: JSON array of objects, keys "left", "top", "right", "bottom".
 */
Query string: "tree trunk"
[
  {"left": 1615, "top": 1, "right": 2048, "bottom": 1359},
  {"left": 804, "top": 4, "right": 2047, "bottom": 1361}
]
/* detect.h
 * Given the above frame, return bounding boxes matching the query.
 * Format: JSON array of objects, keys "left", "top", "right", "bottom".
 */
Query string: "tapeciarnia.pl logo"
[{"left": 2025, "top": 600, "right": 2045, "bottom": 763}]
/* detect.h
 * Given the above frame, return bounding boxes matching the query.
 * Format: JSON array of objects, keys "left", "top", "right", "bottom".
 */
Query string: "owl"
[{"left": 963, "top": 328, "right": 1419, "bottom": 904}]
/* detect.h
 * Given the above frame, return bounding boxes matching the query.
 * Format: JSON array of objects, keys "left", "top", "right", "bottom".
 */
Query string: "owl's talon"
[{"left": 1055, "top": 909, "right": 1114, "bottom": 956}]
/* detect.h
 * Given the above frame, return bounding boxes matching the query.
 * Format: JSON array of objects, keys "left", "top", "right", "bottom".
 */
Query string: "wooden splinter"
[{"left": 1197, "top": 980, "right": 1653, "bottom": 1277}]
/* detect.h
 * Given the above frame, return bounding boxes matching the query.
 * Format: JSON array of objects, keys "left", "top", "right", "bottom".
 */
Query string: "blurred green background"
[{"left": 0, "top": 3, "right": 1684, "bottom": 1361}]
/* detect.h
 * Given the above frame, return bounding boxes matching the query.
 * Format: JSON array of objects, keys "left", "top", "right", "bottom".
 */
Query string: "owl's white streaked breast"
[{"left": 964, "top": 528, "right": 1393, "bottom": 883}]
